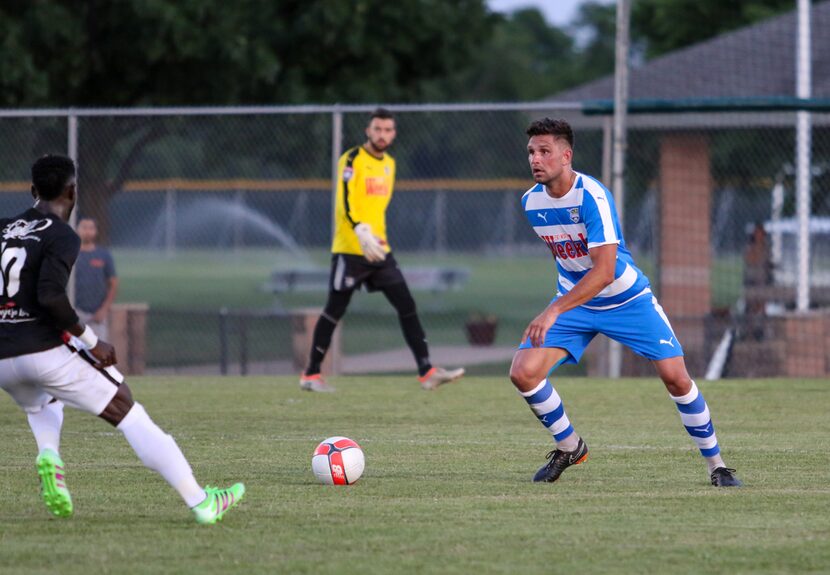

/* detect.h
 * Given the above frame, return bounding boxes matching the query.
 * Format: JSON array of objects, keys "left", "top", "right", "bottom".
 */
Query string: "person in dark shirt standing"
[
  {"left": 74, "top": 217, "right": 118, "bottom": 340},
  {"left": 0, "top": 155, "right": 244, "bottom": 524}
]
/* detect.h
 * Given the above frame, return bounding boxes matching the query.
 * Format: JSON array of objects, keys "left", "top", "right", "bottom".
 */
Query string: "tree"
[
  {"left": 632, "top": 0, "right": 795, "bottom": 57},
  {"left": 0, "top": 0, "right": 494, "bottom": 238}
]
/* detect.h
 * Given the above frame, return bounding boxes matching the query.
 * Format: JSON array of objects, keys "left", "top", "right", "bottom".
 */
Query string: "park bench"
[{"left": 264, "top": 266, "right": 470, "bottom": 294}]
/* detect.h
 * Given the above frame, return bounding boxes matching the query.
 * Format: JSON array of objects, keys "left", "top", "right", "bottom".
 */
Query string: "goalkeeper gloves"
[{"left": 354, "top": 223, "right": 387, "bottom": 262}]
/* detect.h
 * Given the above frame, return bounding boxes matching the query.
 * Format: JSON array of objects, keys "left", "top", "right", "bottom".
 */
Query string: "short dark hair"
[
  {"left": 370, "top": 107, "right": 394, "bottom": 122},
  {"left": 526, "top": 118, "right": 574, "bottom": 149},
  {"left": 32, "top": 155, "right": 76, "bottom": 200}
]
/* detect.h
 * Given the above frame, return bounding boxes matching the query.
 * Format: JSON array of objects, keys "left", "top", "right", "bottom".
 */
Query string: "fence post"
[
  {"left": 67, "top": 113, "right": 79, "bottom": 307},
  {"left": 233, "top": 189, "right": 246, "bottom": 251},
  {"left": 502, "top": 191, "right": 515, "bottom": 255},
  {"left": 238, "top": 313, "right": 248, "bottom": 376},
  {"left": 165, "top": 188, "right": 176, "bottom": 257},
  {"left": 435, "top": 190, "right": 447, "bottom": 254},
  {"left": 219, "top": 308, "right": 229, "bottom": 375},
  {"left": 332, "top": 107, "right": 343, "bottom": 234}
]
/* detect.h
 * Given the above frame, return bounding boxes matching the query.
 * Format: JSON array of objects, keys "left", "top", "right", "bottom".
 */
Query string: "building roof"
[{"left": 551, "top": 1, "right": 830, "bottom": 103}]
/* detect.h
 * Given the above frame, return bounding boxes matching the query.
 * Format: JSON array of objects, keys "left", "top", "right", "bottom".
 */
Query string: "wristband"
[{"left": 78, "top": 325, "right": 99, "bottom": 349}]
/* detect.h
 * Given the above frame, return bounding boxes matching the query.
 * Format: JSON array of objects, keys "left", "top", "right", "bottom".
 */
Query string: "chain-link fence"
[{"left": 1, "top": 104, "right": 828, "bottom": 377}]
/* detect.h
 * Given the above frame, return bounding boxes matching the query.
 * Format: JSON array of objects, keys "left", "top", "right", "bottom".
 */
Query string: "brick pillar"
[
  {"left": 783, "top": 312, "right": 827, "bottom": 377},
  {"left": 658, "top": 133, "right": 712, "bottom": 376},
  {"left": 109, "top": 303, "right": 148, "bottom": 375},
  {"left": 659, "top": 133, "right": 712, "bottom": 314}
]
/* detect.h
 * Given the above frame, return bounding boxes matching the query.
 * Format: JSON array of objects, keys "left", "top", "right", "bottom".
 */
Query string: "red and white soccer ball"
[{"left": 312, "top": 436, "right": 365, "bottom": 485}]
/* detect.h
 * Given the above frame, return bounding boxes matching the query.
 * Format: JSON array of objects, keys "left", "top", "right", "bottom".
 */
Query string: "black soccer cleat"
[
  {"left": 710, "top": 467, "right": 743, "bottom": 487},
  {"left": 532, "top": 438, "right": 588, "bottom": 483}
]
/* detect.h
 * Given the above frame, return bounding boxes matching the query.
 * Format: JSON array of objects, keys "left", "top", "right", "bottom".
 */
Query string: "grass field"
[{"left": 1, "top": 376, "right": 828, "bottom": 574}]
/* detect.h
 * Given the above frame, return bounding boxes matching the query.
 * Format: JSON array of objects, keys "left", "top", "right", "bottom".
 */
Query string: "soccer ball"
[{"left": 312, "top": 436, "right": 365, "bottom": 485}]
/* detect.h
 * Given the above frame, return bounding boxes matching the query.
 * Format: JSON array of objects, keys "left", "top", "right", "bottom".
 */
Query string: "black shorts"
[{"left": 330, "top": 253, "right": 406, "bottom": 293}]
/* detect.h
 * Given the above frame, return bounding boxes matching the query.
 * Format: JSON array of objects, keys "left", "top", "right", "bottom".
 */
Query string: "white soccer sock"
[
  {"left": 117, "top": 403, "right": 206, "bottom": 508},
  {"left": 27, "top": 400, "right": 64, "bottom": 454}
]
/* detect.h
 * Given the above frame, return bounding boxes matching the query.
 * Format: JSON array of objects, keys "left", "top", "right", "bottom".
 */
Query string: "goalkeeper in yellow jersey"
[{"left": 300, "top": 108, "right": 464, "bottom": 392}]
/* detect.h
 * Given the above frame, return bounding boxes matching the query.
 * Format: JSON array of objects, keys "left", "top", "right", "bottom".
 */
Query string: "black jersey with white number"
[{"left": 0, "top": 208, "right": 81, "bottom": 359}]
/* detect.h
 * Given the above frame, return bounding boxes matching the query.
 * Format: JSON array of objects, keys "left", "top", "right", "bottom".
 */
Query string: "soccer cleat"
[
  {"left": 532, "top": 437, "right": 589, "bottom": 483},
  {"left": 419, "top": 366, "right": 465, "bottom": 390},
  {"left": 192, "top": 483, "right": 246, "bottom": 525},
  {"left": 300, "top": 373, "right": 336, "bottom": 392},
  {"left": 36, "top": 449, "right": 73, "bottom": 518},
  {"left": 710, "top": 467, "right": 743, "bottom": 487}
]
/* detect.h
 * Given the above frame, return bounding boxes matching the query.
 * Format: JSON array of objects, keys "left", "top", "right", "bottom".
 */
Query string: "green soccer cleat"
[
  {"left": 192, "top": 483, "right": 246, "bottom": 525},
  {"left": 36, "top": 449, "right": 73, "bottom": 518}
]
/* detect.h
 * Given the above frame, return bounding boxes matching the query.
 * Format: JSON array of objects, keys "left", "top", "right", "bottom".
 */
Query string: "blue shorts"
[{"left": 518, "top": 291, "right": 684, "bottom": 364}]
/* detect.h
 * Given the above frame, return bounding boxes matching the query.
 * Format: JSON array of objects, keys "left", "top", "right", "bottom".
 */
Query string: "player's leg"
[
  {"left": 301, "top": 254, "right": 361, "bottom": 392},
  {"left": 0, "top": 352, "right": 73, "bottom": 517},
  {"left": 599, "top": 294, "right": 741, "bottom": 487},
  {"left": 27, "top": 398, "right": 73, "bottom": 516},
  {"left": 27, "top": 397, "right": 64, "bottom": 455},
  {"left": 301, "top": 288, "right": 354, "bottom": 392},
  {"left": 510, "top": 308, "right": 595, "bottom": 482},
  {"left": 653, "top": 356, "right": 741, "bottom": 486},
  {"left": 379, "top": 280, "right": 464, "bottom": 389},
  {"left": 38, "top": 347, "right": 245, "bottom": 522},
  {"left": 510, "top": 347, "right": 587, "bottom": 482},
  {"left": 99, "top": 384, "right": 244, "bottom": 523}
]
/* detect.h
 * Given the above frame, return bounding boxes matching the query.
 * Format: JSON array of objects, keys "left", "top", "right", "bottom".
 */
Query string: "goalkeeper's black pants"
[{"left": 304, "top": 281, "right": 432, "bottom": 377}]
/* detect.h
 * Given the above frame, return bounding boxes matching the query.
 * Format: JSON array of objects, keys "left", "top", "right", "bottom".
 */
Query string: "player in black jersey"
[{"left": 0, "top": 155, "right": 247, "bottom": 523}]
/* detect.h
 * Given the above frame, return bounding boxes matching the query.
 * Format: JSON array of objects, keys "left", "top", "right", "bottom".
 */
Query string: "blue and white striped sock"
[
  {"left": 520, "top": 379, "right": 579, "bottom": 451},
  {"left": 670, "top": 381, "right": 726, "bottom": 472}
]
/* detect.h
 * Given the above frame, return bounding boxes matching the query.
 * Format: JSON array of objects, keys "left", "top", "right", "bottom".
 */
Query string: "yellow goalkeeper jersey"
[{"left": 331, "top": 145, "right": 396, "bottom": 255}]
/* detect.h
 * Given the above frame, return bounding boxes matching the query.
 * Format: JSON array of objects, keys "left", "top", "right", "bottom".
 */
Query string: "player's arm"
[
  {"left": 94, "top": 255, "right": 119, "bottom": 322},
  {"left": 523, "top": 244, "right": 616, "bottom": 347},
  {"left": 38, "top": 231, "right": 116, "bottom": 365},
  {"left": 342, "top": 154, "right": 385, "bottom": 262}
]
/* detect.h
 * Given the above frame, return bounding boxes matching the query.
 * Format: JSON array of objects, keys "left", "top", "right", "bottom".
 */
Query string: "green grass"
[{"left": 2, "top": 376, "right": 828, "bottom": 574}]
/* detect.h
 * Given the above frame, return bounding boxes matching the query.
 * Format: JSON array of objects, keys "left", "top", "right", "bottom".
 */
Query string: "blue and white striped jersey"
[{"left": 521, "top": 172, "right": 651, "bottom": 310}]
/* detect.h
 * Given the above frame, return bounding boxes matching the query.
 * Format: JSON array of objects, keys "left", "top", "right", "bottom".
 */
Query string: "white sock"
[
  {"left": 27, "top": 400, "right": 64, "bottom": 454},
  {"left": 117, "top": 403, "right": 206, "bottom": 508}
]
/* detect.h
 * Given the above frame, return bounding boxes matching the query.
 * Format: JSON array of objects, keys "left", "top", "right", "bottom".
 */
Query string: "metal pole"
[
  {"left": 435, "top": 191, "right": 447, "bottom": 254},
  {"left": 795, "top": 0, "right": 812, "bottom": 311},
  {"left": 67, "top": 114, "right": 79, "bottom": 307},
  {"left": 165, "top": 189, "right": 176, "bottom": 258},
  {"left": 331, "top": 108, "right": 343, "bottom": 237},
  {"left": 609, "top": 0, "right": 631, "bottom": 379},
  {"left": 219, "top": 308, "right": 229, "bottom": 375}
]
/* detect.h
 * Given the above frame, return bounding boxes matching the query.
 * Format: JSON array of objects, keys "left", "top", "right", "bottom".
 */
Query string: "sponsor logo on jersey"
[
  {"left": 539, "top": 233, "right": 589, "bottom": 260},
  {"left": 569, "top": 207, "right": 580, "bottom": 223},
  {"left": 0, "top": 304, "right": 32, "bottom": 322},
  {"left": 2, "top": 218, "right": 53, "bottom": 241},
  {"left": 537, "top": 212, "right": 548, "bottom": 223},
  {"left": 343, "top": 166, "right": 354, "bottom": 181},
  {"left": 365, "top": 177, "right": 389, "bottom": 196}
]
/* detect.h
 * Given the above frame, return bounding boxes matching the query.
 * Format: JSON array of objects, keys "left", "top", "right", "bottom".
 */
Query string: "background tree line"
[{"left": 0, "top": 0, "right": 797, "bottom": 237}]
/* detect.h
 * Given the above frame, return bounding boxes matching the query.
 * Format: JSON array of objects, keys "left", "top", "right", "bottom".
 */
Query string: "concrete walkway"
[{"left": 146, "top": 344, "right": 517, "bottom": 376}]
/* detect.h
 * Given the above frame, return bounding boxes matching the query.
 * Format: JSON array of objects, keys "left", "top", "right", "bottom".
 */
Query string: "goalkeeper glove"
[{"left": 354, "top": 223, "right": 387, "bottom": 262}]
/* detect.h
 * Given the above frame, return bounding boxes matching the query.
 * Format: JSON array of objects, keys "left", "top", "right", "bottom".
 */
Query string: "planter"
[{"left": 465, "top": 318, "right": 498, "bottom": 346}]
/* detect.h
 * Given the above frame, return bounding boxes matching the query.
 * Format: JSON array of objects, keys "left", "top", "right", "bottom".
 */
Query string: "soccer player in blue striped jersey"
[{"left": 509, "top": 118, "right": 741, "bottom": 487}]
